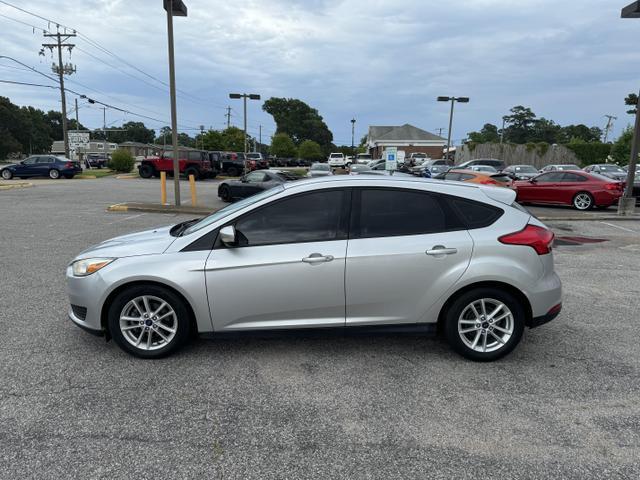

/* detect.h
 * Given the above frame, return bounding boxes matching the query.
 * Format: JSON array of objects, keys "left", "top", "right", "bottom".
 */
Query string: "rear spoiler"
[{"left": 479, "top": 186, "right": 516, "bottom": 205}]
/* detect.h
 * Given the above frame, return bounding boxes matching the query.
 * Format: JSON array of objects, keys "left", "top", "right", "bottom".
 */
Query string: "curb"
[
  {"left": 0, "top": 182, "right": 33, "bottom": 190},
  {"left": 115, "top": 174, "right": 138, "bottom": 180},
  {"left": 107, "top": 202, "right": 216, "bottom": 215}
]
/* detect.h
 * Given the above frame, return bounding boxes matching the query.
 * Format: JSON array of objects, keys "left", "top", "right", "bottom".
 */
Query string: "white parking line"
[{"left": 599, "top": 221, "right": 638, "bottom": 233}]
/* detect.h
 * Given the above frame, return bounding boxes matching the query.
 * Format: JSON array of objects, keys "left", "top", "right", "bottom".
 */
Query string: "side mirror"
[
  {"left": 219, "top": 225, "right": 237, "bottom": 246},
  {"left": 240, "top": 176, "right": 248, "bottom": 183},
  {"left": 530, "top": 178, "right": 537, "bottom": 183}
]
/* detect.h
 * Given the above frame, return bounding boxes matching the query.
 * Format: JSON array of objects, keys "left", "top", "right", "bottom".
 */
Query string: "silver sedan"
[{"left": 67, "top": 176, "right": 562, "bottom": 361}]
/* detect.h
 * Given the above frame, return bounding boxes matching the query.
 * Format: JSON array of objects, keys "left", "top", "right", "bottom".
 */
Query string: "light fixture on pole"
[
  {"left": 229, "top": 93, "right": 261, "bottom": 162},
  {"left": 164, "top": 0, "right": 187, "bottom": 207},
  {"left": 619, "top": 2, "right": 640, "bottom": 215},
  {"left": 437, "top": 96, "right": 469, "bottom": 160}
]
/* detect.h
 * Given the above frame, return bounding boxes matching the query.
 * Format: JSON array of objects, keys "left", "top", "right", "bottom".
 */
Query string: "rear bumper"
[{"left": 527, "top": 303, "right": 562, "bottom": 328}]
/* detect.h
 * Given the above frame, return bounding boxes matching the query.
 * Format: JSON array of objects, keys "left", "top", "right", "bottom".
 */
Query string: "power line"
[{"left": 0, "top": 78, "right": 58, "bottom": 89}]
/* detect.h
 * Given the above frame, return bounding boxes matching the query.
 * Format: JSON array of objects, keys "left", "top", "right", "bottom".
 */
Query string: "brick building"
[{"left": 367, "top": 124, "right": 446, "bottom": 159}]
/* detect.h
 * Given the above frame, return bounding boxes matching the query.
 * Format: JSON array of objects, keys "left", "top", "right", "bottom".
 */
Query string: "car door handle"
[
  {"left": 302, "top": 253, "right": 334, "bottom": 264},
  {"left": 426, "top": 246, "right": 458, "bottom": 256}
]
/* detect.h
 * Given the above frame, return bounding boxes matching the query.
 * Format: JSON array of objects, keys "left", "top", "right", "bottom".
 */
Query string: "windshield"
[
  {"left": 599, "top": 165, "right": 624, "bottom": 172},
  {"left": 557, "top": 165, "right": 580, "bottom": 170},
  {"left": 311, "top": 164, "right": 330, "bottom": 171},
  {"left": 515, "top": 165, "right": 537, "bottom": 173},
  {"left": 246, "top": 153, "right": 261, "bottom": 159},
  {"left": 183, "top": 185, "right": 284, "bottom": 235},
  {"left": 330, "top": 153, "right": 343, "bottom": 158}
]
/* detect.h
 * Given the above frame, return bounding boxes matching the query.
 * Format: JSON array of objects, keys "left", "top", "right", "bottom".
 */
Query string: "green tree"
[
  {"left": 503, "top": 106, "right": 537, "bottom": 144},
  {"left": 199, "top": 130, "right": 225, "bottom": 151},
  {"left": 625, "top": 93, "right": 638, "bottom": 115},
  {"left": 530, "top": 118, "right": 561, "bottom": 144},
  {"left": 559, "top": 124, "right": 602, "bottom": 143},
  {"left": 262, "top": 97, "right": 334, "bottom": 151},
  {"left": 611, "top": 126, "right": 633, "bottom": 164},
  {"left": 270, "top": 133, "right": 297, "bottom": 158},
  {"left": 298, "top": 140, "right": 323, "bottom": 161},
  {"left": 121, "top": 121, "right": 155, "bottom": 144},
  {"left": 221, "top": 126, "right": 249, "bottom": 152},
  {"left": 468, "top": 123, "right": 499, "bottom": 143}
]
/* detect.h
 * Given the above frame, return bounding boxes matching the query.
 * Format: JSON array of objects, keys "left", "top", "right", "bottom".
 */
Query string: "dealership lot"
[{"left": 1, "top": 178, "right": 639, "bottom": 479}]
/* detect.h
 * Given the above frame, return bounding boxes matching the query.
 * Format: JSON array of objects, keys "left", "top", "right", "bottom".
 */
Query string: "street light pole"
[
  {"left": 351, "top": 118, "right": 356, "bottom": 162},
  {"left": 164, "top": 0, "right": 187, "bottom": 207},
  {"left": 619, "top": 2, "right": 640, "bottom": 215},
  {"left": 229, "top": 93, "right": 261, "bottom": 171},
  {"left": 437, "top": 96, "right": 469, "bottom": 160}
]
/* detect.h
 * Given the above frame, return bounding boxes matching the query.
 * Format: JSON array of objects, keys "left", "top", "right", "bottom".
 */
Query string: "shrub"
[
  {"left": 297, "top": 140, "right": 323, "bottom": 161},
  {"left": 564, "top": 141, "right": 612, "bottom": 166},
  {"left": 108, "top": 149, "right": 135, "bottom": 172}
]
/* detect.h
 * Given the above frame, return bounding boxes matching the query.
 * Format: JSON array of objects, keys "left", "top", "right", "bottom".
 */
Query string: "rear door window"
[
  {"left": 561, "top": 173, "right": 587, "bottom": 182},
  {"left": 446, "top": 197, "right": 504, "bottom": 229},
  {"left": 352, "top": 188, "right": 462, "bottom": 238}
]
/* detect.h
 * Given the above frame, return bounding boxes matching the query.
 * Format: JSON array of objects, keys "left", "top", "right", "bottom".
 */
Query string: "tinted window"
[
  {"left": 458, "top": 173, "right": 475, "bottom": 181},
  {"left": 234, "top": 190, "right": 344, "bottom": 246},
  {"left": 245, "top": 171, "right": 266, "bottom": 182},
  {"left": 354, "top": 189, "right": 457, "bottom": 238},
  {"left": 23, "top": 157, "right": 37, "bottom": 165},
  {"left": 561, "top": 173, "right": 587, "bottom": 182},
  {"left": 444, "top": 172, "right": 461, "bottom": 181},
  {"left": 188, "top": 151, "right": 202, "bottom": 161},
  {"left": 448, "top": 197, "right": 504, "bottom": 229},
  {"left": 536, "top": 172, "right": 564, "bottom": 182},
  {"left": 37, "top": 157, "right": 53, "bottom": 164}
]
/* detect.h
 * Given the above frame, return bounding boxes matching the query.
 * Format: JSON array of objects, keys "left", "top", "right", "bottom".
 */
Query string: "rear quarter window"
[{"left": 447, "top": 197, "right": 504, "bottom": 229}]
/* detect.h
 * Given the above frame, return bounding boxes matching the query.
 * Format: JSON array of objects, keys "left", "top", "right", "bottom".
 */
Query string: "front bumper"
[{"left": 66, "top": 265, "right": 108, "bottom": 333}]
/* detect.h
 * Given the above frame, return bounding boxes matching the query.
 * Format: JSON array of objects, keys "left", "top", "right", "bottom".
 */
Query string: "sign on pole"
[
  {"left": 385, "top": 147, "right": 397, "bottom": 171},
  {"left": 68, "top": 132, "right": 90, "bottom": 159}
]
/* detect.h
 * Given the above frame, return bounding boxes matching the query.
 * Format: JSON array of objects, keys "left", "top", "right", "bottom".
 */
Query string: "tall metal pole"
[
  {"left": 259, "top": 125, "right": 262, "bottom": 153},
  {"left": 445, "top": 98, "right": 455, "bottom": 159},
  {"left": 351, "top": 118, "right": 356, "bottom": 161},
  {"left": 75, "top": 97, "right": 79, "bottom": 162},
  {"left": 500, "top": 117, "right": 506, "bottom": 144},
  {"left": 618, "top": 90, "right": 639, "bottom": 215},
  {"left": 166, "top": 0, "right": 181, "bottom": 206},
  {"left": 243, "top": 95, "right": 248, "bottom": 154},
  {"left": 226, "top": 106, "right": 231, "bottom": 129}
]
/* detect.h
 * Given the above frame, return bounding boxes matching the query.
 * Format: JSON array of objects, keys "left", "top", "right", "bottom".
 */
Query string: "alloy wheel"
[
  {"left": 49, "top": 169, "right": 60, "bottom": 179},
  {"left": 1, "top": 169, "right": 12, "bottom": 180},
  {"left": 573, "top": 193, "right": 592, "bottom": 210},
  {"left": 457, "top": 298, "right": 514, "bottom": 353},
  {"left": 119, "top": 295, "right": 178, "bottom": 351}
]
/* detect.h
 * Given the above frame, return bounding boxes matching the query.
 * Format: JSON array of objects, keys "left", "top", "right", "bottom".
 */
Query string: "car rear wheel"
[
  {"left": 219, "top": 184, "right": 232, "bottom": 202},
  {"left": 139, "top": 164, "right": 155, "bottom": 179},
  {"left": 184, "top": 166, "right": 200, "bottom": 180},
  {"left": 226, "top": 166, "right": 239, "bottom": 177},
  {"left": 107, "top": 285, "right": 192, "bottom": 359},
  {"left": 49, "top": 169, "right": 60, "bottom": 179},
  {"left": 444, "top": 288, "right": 525, "bottom": 362},
  {"left": 573, "top": 192, "right": 593, "bottom": 210},
  {"left": 1, "top": 169, "right": 12, "bottom": 180}
]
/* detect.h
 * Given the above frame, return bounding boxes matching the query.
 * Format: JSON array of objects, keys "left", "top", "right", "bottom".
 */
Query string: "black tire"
[
  {"left": 219, "top": 184, "right": 232, "bottom": 202},
  {"left": 226, "top": 166, "right": 239, "bottom": 177},
  {"left": 444, "top": 287, "right": 525, "bottom": 362},
  {"left": 49, "top": 169, "right": 60, "bottom": 179},
  {"left": 107, "top": 284, "right": 192, "bottom": 359},
  {"left": 63, "top": 174, "right": 74, "bottom": 179},
  {"left": 184, "top": 167, "right": 200, "bottom": 181},
  {"left": 139, "top": 164, "right": 155, "bottom": 179},
  {"left": 1, "top": 169, "right": 13, "bottom": 180},
  {"left": 209, "top": 171, "right": 218, "bottom": 179},
  {"left": 572, "top": 191, "right": 594, "bottom": 211}
]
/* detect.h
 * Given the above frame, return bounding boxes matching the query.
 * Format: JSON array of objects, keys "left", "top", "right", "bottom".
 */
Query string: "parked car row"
[{"left": 1, "top": 155, "right": 82, "bottom": 180}]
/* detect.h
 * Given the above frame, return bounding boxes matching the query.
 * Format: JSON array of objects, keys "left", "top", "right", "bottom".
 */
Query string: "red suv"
[
  {"left": 138, "top": 149, "right": 215, "bottom": 180},
  {"left": 513, "top": 171, "right": 623, "bottom": 210}
]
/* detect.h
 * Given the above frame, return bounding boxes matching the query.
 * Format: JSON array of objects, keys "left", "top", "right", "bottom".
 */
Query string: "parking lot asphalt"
[{"left": 1, "top": 178, "right": 640, "bottom": 479}]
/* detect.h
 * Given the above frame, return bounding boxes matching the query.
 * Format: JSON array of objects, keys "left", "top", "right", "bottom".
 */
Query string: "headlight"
[{"left": 71, "top": 258, "right": 115, "bottom": 277}]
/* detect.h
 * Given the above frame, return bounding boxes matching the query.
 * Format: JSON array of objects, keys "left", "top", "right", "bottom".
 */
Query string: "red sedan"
[{"left": 513, "top": 171, "right": 623, "bottom": 210}]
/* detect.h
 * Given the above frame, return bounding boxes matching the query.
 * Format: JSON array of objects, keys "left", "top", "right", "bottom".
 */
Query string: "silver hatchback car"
[{"left": 67, "top": 176, "right": 562, "bottom": 361}]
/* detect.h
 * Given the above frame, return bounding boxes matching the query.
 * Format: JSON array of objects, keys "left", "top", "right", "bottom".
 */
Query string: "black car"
[
  {"left": 583, "top": 164, "right": 627, "bottom": 182},
  {"left": 85, "top": 153, "right": 108, "bottom": 169},
  {"left": 502, "top": 164, "right": 539, "bottom": 180},
  {"left": 217, "top": 169, "right": 302, "bottom": 202},
  {"left": 0, "top": 155, "right": 82, "bottom": 180},
  {"left": 456, "top": 158, "right": 506, "bottom": 171}
]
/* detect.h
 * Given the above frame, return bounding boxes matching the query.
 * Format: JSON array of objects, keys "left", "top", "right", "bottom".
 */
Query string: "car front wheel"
[
  {"left": 108, "top": 285, "right": 192, "bottom": 359},
  {"left": 1, "top": 169, "right": 13, "bottom": 180},
  {"left": 444, "top": 288, "right": 525, "bottom": 362},
  {"left": 219, "top": 184, "right": 232, "bottom": 202}
]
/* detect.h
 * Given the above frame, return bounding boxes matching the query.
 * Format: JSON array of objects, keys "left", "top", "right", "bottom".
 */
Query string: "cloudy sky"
[{"left": 0, "top": 0, "right": 638, "bottom": 145}]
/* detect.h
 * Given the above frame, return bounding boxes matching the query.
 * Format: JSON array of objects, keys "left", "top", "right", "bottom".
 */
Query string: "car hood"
[
  {"left": 600, "top": 172, "right": 627, "bottom": 180},
  {"left": 75, "top": 225, "right": 176, "bottom": 259},
  {"left": 2, "top": 163, "right": 18, "bottom": 169}
]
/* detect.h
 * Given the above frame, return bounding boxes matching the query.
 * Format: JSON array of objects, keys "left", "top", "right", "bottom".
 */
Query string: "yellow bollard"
[
  {"left": 189, "top": 174, "right": 197, "bottom": 206},
  {"left": 160, "top": 171, "right": 167, "bottom": 205}
]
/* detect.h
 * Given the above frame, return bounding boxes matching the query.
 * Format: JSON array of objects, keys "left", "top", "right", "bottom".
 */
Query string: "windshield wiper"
[{"left": 170, "top": 218, "right": 201, "bottom": 237}]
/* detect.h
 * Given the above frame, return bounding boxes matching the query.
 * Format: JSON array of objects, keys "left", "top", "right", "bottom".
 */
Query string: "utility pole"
[
  {"left": 42, "top": 28, "right": 76, "bottom": 158},
  {"left": 199, "top": 125, "right": 205, "bottom": 150},
  {"left": 225, "top": 106, "right": 231, "bottom": 129},
  {"left": 435, "top": 127, "right": 445, "bottom": 137},
  {"left": 103, "top": 107, "right": 107, "bottom": 139},
  {"left": 603, "top": 115, "right": 617, "bottom": 143},
  {"left": 351, "top": 118, "right": 356, "bottom": 161}
]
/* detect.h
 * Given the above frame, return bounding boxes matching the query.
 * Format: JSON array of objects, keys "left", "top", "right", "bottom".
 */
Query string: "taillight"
[
  {"left": 499, "top": 224, "right": 554, "bottom": 255},
  {"left": 65, "top": 162, "right": 73, "bottom": 168},
  {"left": 605, "top": 182, "right": 623, "bottom": 191},
  {"left": 479, "top": 178, "right": 497, "bottom": 185}
]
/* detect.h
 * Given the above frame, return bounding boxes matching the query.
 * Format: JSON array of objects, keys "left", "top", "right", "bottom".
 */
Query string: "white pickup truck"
[{"left": 328, "top": 152, "right": 350, "bottom": 168}]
